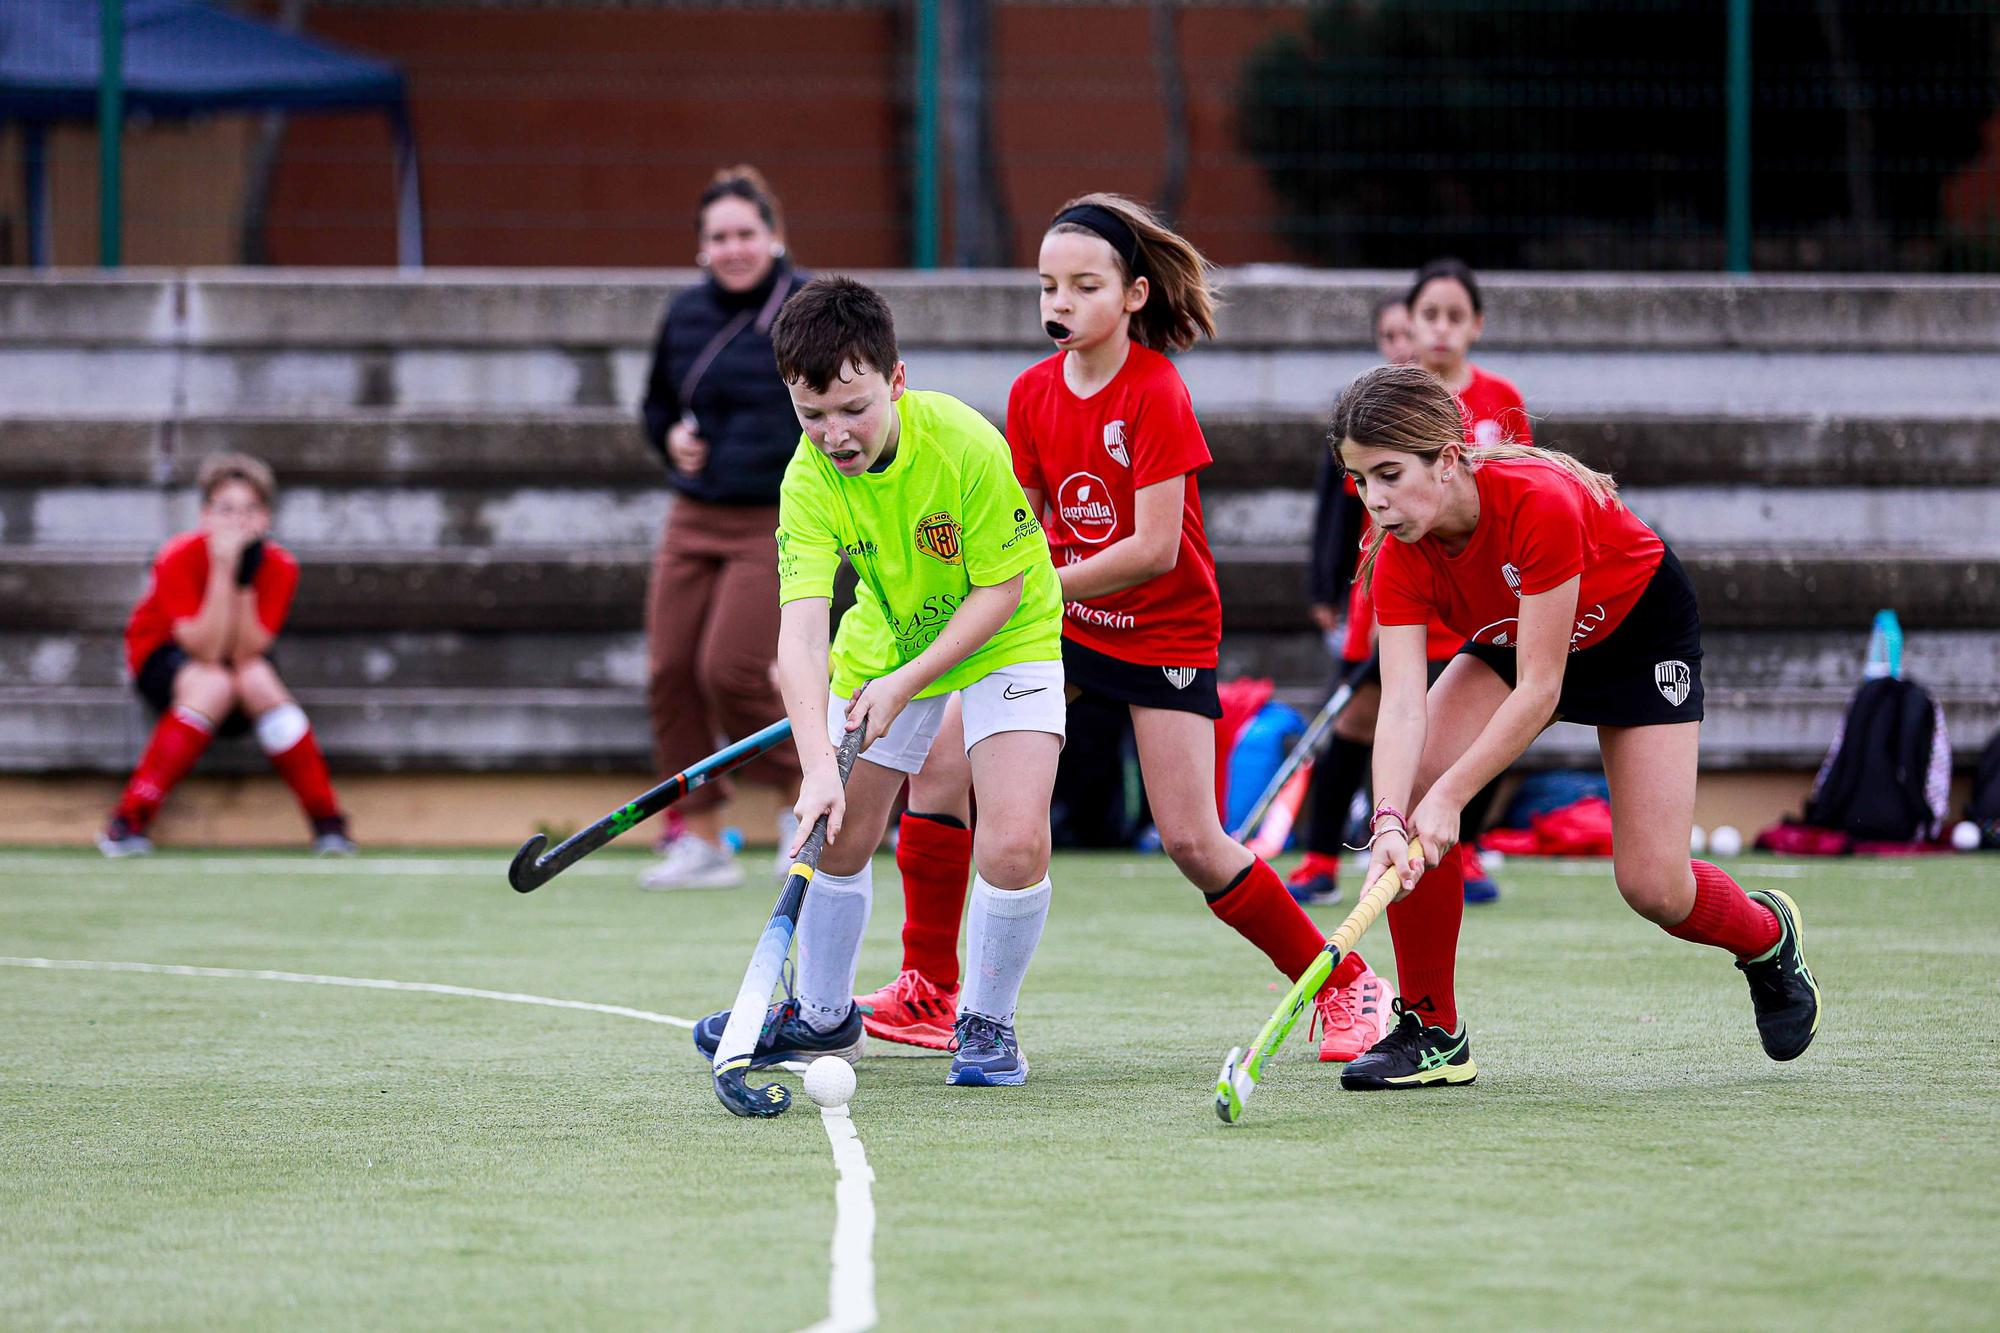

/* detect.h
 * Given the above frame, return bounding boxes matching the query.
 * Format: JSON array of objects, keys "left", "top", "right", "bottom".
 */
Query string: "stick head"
[
  {"left": 507, "top": 834, "right": 551, "bottom": 893},
  {"left": 1215, "top": 1047, "right": 1252, "bottom": 1125},
  {"left": 714, "top": 1063, "right": 794, "bottom": 1119}
]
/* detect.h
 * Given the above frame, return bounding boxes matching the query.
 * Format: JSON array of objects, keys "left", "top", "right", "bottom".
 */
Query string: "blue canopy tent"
[{"left": 1, "top": 0, "right": 421, "bottom": 266}]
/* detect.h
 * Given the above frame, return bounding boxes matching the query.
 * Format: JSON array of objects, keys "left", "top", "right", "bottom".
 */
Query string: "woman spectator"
[{"left": 637, "top": 166, "right": 807, "bottom": 889}]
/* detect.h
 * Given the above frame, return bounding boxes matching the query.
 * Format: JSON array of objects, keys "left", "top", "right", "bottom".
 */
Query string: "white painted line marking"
[
  {"left": 0, "top": 956, "right": 877, "bottom": 1332},
  {"left": 800, "top": 1106, "right": 879, "bottom": 1333},
  {"left": 0, "top": 956, "right": 695, "bottom": 1028}
]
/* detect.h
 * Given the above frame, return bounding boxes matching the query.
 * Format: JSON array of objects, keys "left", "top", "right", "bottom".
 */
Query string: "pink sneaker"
[
  {"left": 855, "top": 968, "right": 960, "bottom": 1050},
  {"left": 1313, "top": 963, "right": 1391, "bottom": 1062}
]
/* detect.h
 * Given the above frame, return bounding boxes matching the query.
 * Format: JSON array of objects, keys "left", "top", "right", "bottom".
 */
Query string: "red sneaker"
[
  {"left": 1285, "top": 852, "right": 1344, "bottom": 906},
  {"left": 1313, "top": 964, "right": 1391, "bottom": 1062},
  {"left": 854, "top": 968, "right": 959, "bottom": 1050}
]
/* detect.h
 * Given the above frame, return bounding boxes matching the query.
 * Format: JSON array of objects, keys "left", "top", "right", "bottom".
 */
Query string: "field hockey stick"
[
  {"left": 1215, "top": 837, "right": 1424, "bottom": 1125},
  {"left": 712, "top": 721, "right": 868, "bottom": 1119},
  {"left": 1228, "top": 653, "right": 1377, "bottom": 843},
  {"left": 508, "top": 718, "right": 794, "bottom": 893}
]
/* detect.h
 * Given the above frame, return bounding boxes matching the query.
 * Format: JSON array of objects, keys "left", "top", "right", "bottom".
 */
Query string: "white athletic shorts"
[{"left": 824, "top": 659, "right": 1066, "bottom": 775}]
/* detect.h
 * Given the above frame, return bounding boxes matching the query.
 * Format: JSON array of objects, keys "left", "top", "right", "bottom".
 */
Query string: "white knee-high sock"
[
  {"left": 959, "top": 875, "right": 1052, "bottom": 1026},
  {"left": 796, "top": 863, "right": 873, "bottom": 1031}
]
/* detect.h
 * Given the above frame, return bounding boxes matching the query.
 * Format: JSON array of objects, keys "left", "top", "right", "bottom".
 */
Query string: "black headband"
[{"left": 1050, "top": 204, "right": 1141, "bottom": 273}]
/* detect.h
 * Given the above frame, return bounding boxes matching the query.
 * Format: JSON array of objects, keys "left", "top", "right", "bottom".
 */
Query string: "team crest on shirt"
[
  {"left": 914, "top": 510, "right": 963, "bottom": 565},
  {"left": 1103, "top": 420, "right": 1131, "bottom": 467},
  {"left": 1501, "top": 563, "right": 1522, "bottom": 595},
  {"left": 1162, "top": 666, "right": 1197, "bottom": 691},
  {"left": 1655, "top": 660, "right": 1692, "bottom": 707}
]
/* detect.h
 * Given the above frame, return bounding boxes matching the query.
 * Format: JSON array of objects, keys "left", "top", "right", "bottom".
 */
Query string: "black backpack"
[
  {"left": 1968, "top": 728, "right": 2000, "bottom": 849},
  {"left": 1804, "top": 676, "right": 1949, "bottom": 843}
]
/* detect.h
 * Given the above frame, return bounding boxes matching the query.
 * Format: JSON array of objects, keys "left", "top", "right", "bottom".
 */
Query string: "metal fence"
[{"left": 2, "top": 0, "right": 1996, "bottom": 272}]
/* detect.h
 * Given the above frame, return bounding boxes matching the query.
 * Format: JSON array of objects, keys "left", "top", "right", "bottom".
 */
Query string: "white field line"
[
  {"left": 0, "top": 956, "right": 877, "bottom": 1333},
  {"left": 0, "top": 855, "right": 645, "bottom": 879}
]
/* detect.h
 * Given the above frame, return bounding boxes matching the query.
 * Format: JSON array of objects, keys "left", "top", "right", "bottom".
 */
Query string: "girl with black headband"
[{"left": 853, "top": 193, "right": 1393, "bottom": 1067}]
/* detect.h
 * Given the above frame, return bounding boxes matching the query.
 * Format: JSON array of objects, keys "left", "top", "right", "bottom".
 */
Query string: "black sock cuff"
[
  {"left": 1203, "top": 860, "right": 1257, "bottom": 903},
  {"left": 904, "top": 809, "right": 968, "bottom": 831}
]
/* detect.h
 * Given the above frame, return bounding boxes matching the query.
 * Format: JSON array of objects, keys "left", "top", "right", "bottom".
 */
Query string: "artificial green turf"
[{"left": 3, "top": 849, "right": 1996, "bottom": 1330}]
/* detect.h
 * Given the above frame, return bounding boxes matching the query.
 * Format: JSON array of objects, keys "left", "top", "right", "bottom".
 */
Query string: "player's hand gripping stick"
[
  {"left": 711, "top": 723, "right": 868, "bottom": 1118},
  {"left": 1214, "top": 839, "right": 1423, "bottom": 1125}
]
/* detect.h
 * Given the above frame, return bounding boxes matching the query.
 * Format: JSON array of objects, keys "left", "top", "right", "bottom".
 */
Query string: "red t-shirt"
[
  {"left": 1371, "top": 455, "right": 1663, "bottom": 654},
  {"left": 1457, "top": 364, "right": 1533, "bottom": 446},
  {"left": 1007, "top": 346, "right": 1222, "bottom": 666},
  {"left": 124, "top": 531, "right": 301, "bottom": 675},
  {"left": 1341, "top": 363, "right": 1531, "bottom": 661}
]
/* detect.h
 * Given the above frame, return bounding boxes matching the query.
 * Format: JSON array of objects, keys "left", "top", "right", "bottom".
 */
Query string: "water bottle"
[{"left": 1863, "top": 609, "right": 1903, "bottom": 680}]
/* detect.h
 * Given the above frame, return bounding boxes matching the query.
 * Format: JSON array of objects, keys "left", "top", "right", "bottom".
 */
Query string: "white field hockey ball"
[
  {"left": 1952, "top": 820, "right": 1981, "bottom": 852},
  {"left": 1708, "top": 825, "right": 1743, "bottom": 857},
  {"left": 1690, "top": 825, "right": 1707, "bottom": 855},
  {"left": 804, "top": 1055, "right": 856, "bottom": 1108}
]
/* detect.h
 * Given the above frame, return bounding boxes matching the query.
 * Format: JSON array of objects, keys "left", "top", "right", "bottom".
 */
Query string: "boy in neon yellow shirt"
[{"left": 692, "top": 276, "right": 1064, "bottom": 1086}]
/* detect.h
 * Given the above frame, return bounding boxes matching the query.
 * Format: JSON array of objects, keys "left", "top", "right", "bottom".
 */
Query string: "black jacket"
[
  {"left": 640, "top": 262, "right": 809, "bottom": 506},
  {"left": 1309, "top": 448, "right": 1364, "bottom": 608}
]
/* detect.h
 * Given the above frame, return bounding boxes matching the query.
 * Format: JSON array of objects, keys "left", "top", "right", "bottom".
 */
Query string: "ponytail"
[
  {"left": 1331, "top": 364, "right": 1619, "bottom": 586},
  {"left": 1047, "top": 192, "right": 1217, "bottom": 353}
]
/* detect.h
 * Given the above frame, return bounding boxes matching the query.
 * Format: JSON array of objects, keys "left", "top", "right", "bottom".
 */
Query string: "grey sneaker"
[
  {"left": 947, "top": 1012, "right": 1027, "bottom": 1087},
  {"left": 640, "top": 834, "right": 744, "bottom": 890},
  {"left": 97, "top": 815, "right": 153, "bottom": 858},
  {"left": 311, "top": 815, "right": 357, "bottom": 857}
]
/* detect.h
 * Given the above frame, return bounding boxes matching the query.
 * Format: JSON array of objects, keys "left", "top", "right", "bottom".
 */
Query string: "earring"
[
  {"left": 772, "top": 243, "right": 786, "bottom": 258},
  {"left": 1442, "top": 470, "right": 1455, "bottom": 482},
  {"left": 696, "top": 252, "right": 710, "bottom": 268}
]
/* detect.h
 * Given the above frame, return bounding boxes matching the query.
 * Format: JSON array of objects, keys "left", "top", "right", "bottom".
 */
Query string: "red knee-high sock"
[
  {"left": 117, "top": 706, "right": 214, "bottom": 828},
  {"left": 1207, "top": 857, "right": 1368, "bottom": 984},
  {"left": 1385, "top": 851, "right": 1465, "bottom": 1032},
  {"left": 258, "top": 705, "right": 342, "bottom": 822},
  {"left": 897, "top": 810, "right": 973, "bottom": 991},
  {"left": 1666, "top": 860, "right": 1782, "bottom": 959}
]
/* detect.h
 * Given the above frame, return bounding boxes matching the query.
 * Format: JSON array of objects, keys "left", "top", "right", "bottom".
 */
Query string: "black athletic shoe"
[
  {"left": 692, "top": 996, "right": 864, "bottom": 1069},
  {"left": 1340, "top": 998, "right": 1477, "bottom": 1090},
  {"left": 1737, "top": 889, "right": 1820, "bottom": 1061}
]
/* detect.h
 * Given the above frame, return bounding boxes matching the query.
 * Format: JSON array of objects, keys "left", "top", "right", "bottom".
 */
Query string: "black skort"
[
  {"left": 1455, "top": 545, "right": 1705, "bottom": 728},
  {"left": 1062, "top": 638, "right": 1222, "bottom": 719},
  {"left": 134, "top": 643, "right": 258, "bottom": 736}
]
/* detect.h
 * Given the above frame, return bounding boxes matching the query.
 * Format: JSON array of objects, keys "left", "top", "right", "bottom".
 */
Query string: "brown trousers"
[{"left": 645, "top": 497, "right": 800, "bottom": 814}]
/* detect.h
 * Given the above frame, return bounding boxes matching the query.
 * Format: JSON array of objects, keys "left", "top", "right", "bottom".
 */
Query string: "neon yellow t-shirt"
[{"left": 778, "top": 389, "right": 1062, "bottom": 699}]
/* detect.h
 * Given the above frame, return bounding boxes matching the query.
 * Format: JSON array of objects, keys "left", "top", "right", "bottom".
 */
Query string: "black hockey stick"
[{"left": 508, "top": 718, "right": 793, "bottom": 893}]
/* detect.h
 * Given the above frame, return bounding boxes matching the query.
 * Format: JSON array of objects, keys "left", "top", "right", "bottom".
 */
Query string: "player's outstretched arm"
[
  {"left": 1417, "top": 573, "right": 1576, "bottom": 848},
  {"left": 845, "top": 573, "right": 1025, "bottom": 748}
]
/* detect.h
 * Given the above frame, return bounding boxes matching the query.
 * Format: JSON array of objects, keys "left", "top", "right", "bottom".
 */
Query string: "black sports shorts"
[
  {"left": 134, "top": 643, "right": 259, "bottom": 737},
  {"left": 1455, "top": 545, "right": 1705, "bottom": 728},
  {"left": 1062, "top": 638, "right": 1223, "bottom": 719}
]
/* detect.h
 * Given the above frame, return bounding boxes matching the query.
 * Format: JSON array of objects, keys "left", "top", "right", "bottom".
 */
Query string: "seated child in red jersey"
[{"left": 100, "top": 453, "right": 353, "bottom": 857}]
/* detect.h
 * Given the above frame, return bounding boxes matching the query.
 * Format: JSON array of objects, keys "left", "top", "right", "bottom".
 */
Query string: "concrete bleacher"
[{"left": 3, "top": 270, "right": 1996, "bottom": 843}]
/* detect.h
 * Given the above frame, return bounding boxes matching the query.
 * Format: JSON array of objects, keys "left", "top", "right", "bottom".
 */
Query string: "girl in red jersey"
[
  {"left": 1293, "top": 271, "right": 1523, "bottom": 907},
  {"left": 1407, "top": 257, "right": 1532, "bottom": 448},
  {"left": 1329, "top": 365, "right": 1820, "bottom": 1090},
  {"left": 856, "top": 194, "right": 1391, "bottom": 1063},
  {"left": 100, "top": 453, "right": 352, "bottom": 856}
]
